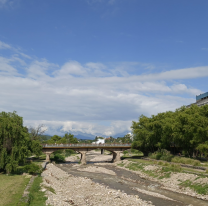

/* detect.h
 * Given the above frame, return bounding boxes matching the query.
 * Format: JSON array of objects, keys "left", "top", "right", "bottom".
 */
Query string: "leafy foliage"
[
  {"left": 0, "top": 111, "right": 32, "bottom": 173},
  {"left": 132, "top": 105, "right": 208, "bottom": 158},
  {"left": 46, "top": 133, "right": 78, "bottom": 144},
  {"left": 24, "top": 163, "right": 42, "bottom": 174}
]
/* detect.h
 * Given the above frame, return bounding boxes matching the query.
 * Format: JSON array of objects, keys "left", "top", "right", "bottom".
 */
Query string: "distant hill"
[{"left": 43, "top": 130, "right": 130, "bottom": 140}]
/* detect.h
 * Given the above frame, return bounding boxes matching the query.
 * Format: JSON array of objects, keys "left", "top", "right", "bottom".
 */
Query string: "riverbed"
[{"left": 45, "top": 151, "right": 208, "bottom": 206}]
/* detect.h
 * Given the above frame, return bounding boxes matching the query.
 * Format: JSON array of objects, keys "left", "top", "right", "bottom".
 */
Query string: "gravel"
[
  {"left": 116, "top": 160, "right": 208, "bottom": 201},
  {"left": 41, "top": 163, "right": 153, "bottom": 206}
]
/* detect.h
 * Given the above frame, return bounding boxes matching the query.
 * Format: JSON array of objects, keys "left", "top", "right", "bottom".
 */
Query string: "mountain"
[{"left": 44, "top": 130, "right": 130, "bottom": 140}]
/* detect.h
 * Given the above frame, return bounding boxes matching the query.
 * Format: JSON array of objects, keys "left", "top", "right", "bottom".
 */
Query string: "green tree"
[
  {"left": 47, "top": 135, "right": 62, "bottom": 143},
  {"left": 63, "top": 133, "right": 78, "bottom": 144},
  {"left": 0, "top": 111, "right": 31, "bottom": 173},
  {"left": 131, "top": 105, "right": 208, "bottom": 157}
]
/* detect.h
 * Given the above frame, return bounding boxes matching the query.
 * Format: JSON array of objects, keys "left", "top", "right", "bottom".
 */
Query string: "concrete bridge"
[{"left": 42, "top": 144, "right": 131, "bottom": 164}]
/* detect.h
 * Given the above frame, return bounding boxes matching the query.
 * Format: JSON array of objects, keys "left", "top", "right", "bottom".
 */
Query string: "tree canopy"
[
  {"left": 46, "top": 133, "right": 78, "bottom": 144},
  {"left": 0, "top": 111, "right": 31, "bottom": 173},
  {"left": 131, "top": 105, "right": 208, "bottom": 157}
]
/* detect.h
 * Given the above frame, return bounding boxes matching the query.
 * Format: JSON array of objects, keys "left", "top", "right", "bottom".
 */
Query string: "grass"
[
  {"left": 125, "top": 162, "right": 159, "bottom": 178},
  {"left": 180, "top": 180, "right": 208, "bottom": 195},
  {"left": 43, "top": 185, "right": 56, "bottom": 194},
  {"left": 0, "top": 174, "right": 30, "bottom": 206},
  {"left": 171, "top": 156, "right": 201, "bottom": 166},
  {"left": 119, "top": 159, "right": 184, "bottom": 179},
  {"left": 28, "top": 176, "right": 48, "bottom": 206}
]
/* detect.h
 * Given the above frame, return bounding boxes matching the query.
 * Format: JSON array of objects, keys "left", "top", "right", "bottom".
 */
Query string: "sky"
[{"left": 0, "top": 0, "right": 208, "bottom": 137}]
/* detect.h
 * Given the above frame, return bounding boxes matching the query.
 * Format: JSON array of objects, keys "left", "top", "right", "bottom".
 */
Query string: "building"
[
  {"left": 92, "top": 138, "right": 105, "bottom": 144},
  {"left": 187, "top": 92, "right": 208, "bottom": 108}
]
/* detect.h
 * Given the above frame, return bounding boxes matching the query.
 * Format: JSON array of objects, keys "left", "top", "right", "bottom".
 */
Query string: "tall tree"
[{"left": 0, "top": 111, "right": 31, "bottom": 173}]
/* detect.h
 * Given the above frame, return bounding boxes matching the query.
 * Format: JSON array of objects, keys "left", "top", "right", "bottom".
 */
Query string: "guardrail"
[{"left": 42, "top": 143, "right": 131, "bottom": 148}]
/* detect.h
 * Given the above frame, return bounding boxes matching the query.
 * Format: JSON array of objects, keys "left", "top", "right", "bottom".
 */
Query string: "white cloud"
[
  {"left": 0, "top": 0, "right": 16, "bottom": 8},
  {"left": 0, "top": 40, "right": 205, "bottom": 136},
  {"left": 132, "top": 66, "right": 208, "bottom": 81},
  {"left": 0, "top": 41, "right": 11, "bottom": 49}
]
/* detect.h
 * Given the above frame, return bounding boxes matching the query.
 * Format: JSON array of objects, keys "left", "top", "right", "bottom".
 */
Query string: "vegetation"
[
  {"left": 0, "top": 174, "right": 30, "bottom": 206},
  {"left": 132, "top": 105, "right": 208, "bottom": 158},
  {"left": 148, "top": 150, "right": 201, "bottom": 166},
  {"left": 23, "top": 163, "right": 42, "bottom": 175},
  {"left": 0, "top": 111, "right": 43, "bottom": 173},
  {"left": 45, "top": 133, "right": 78, "bottom": 144},
  {"left": 28, "top": 176, "right": 47, "bottom": 206},
  {"left": 105, "top": 135, "right": 133, "bottom": 144},
  {"left": 180, "top": 180, "right": 208, "bottom": 195}
]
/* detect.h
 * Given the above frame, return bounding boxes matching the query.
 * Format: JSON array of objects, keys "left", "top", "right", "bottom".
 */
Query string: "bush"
[
  {"left": 123, "top": 151, "right": 128, "bottom": 155},
  {"left": 157, "top": 161, "right": 163, "bottom": 165},
  {"left": 148, "top": 152, "right": 159, "bottom": 160},
  {"left": 131, "top": 148, "right": 141, "bottom": 154},
  {"left": 53, "top": 150, "right": 63, "bottom": 155},
  {"left": 24, "top": 163, "right": 42, "bottom": 174},
  {"left": 149, "top": 149, "right": 173, "bottom": 161},
  {"left": 53, "top": 154, "right": 65, "bottom": 163},
  {"left": 65, "top": 149, "right": 76, "bottom": 157}
]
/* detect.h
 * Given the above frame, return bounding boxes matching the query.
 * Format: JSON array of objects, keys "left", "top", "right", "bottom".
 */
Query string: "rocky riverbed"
[
  {"left": 41, "top": 163, "right": 153, "bottom": 206},
  {"left": 41, "top": 151, "right": 208, "bottom": 206}
]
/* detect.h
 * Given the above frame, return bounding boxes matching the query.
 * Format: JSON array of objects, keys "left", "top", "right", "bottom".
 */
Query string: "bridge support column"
[
  {"left": 79, "top": 151, "right": 87, "bottom": 165},
  {"left": 45, "top": 152, "right": 53, "bottom": 162},
  {"left": 101, "top": 149, "right": 104, "bottom": 155},
  {"left": 112, "top": 151, "right": 121, "bottom": 162}
]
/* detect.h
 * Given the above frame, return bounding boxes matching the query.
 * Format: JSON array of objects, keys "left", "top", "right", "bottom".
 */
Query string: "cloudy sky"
[{"left": 0, "top": 0, "right": 208, "bottom": 137}]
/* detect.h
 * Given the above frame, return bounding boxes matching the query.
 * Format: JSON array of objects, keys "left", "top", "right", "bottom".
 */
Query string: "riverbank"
[
  {"left": 41, "top": 150, "right": 208, "bottom": 205},
  {"left": 41, "top": 163, "right": 153, "bottom": 206}
]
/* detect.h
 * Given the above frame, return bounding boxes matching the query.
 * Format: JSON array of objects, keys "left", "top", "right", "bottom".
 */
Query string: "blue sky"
[{"left": 0, "top": 0, "right": 208, "bottom": 137}]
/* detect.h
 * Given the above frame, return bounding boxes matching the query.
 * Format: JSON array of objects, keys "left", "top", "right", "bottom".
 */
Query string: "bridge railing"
[{"left": 42, "top": 143, "right": 131, "bottom": 148}]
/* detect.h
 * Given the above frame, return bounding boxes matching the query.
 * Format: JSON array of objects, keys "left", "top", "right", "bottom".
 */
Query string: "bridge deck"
[{"left": 42, "top": 144, "right": 131, "bottom": 149}]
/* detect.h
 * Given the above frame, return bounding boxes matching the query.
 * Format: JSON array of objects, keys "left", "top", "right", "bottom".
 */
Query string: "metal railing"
[{"left": 42, "top": 143, "right": 131, "bottom": 148}]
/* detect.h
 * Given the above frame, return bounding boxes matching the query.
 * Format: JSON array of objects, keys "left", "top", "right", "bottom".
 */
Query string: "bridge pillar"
[
  {"left": 101, "top": 149, "right": 104, "bottom": 155},
  {"left": 112, "top": 151, "right": 121, "bottom": 162},
  {"left": 79, "top": 151, "right": 87, "bottom": 165},
  {"left": 45, "top": 152, "right": 53, "bottom": 162}
]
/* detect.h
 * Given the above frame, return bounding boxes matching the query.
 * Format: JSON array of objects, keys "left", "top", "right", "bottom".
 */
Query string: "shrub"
[
  {"left": 160, "top": 154, "right": 173, "bottom": 162},
  {"left": 53, "top": 150, "right": 63, "bottom": 155},
  {"left": 149, "top": 152, "right": 160, "bottom": 160},
  {"left": 157, "top": 161, "right": 163, "bottom": 165},
  {"left": 24, "top": 163, "right": 42, "bottom": 174},
  {"left": 171, "top": 157, "right": 180, "bottom": 163},
  {"left": 123, "top": 151, "right": 128, "bottom": 155},
  {"left": 65, "top": 149, "right": 75, "bottom": 157},
  {"left": 53, "top": 154, "right": 65, "bottom": 163},
  {"left": 131, "top": 149, "right": 141, "bottom": 154},
  {"left": 149, "top": 149, "right": 173, "bottom": 161}
]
